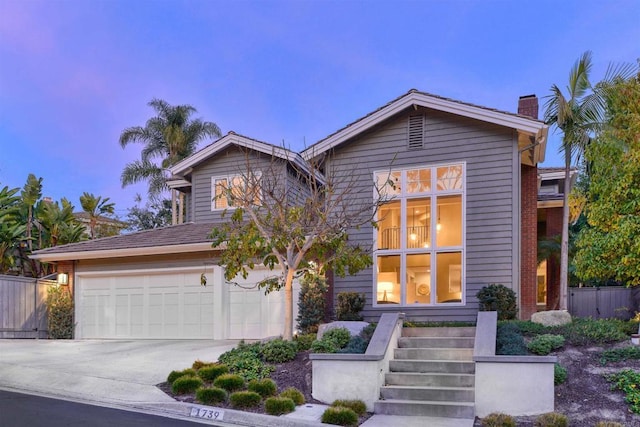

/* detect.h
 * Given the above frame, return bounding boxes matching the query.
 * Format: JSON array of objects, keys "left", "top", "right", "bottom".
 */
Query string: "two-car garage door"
[{"left": 76, "top": 266, "right": 295, "bottom": 340}]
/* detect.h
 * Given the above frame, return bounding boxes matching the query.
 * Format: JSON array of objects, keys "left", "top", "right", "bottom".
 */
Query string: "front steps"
[{"left": 375, "top": 326, "right": 476, "bottom": 419}]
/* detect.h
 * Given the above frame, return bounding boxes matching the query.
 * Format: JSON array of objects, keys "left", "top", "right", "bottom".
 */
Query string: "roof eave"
[{"left": 30, "top": 242, "right": 223, "bottom": 262}]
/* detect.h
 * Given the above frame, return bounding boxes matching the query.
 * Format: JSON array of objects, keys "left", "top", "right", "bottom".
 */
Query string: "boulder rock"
[
  {"left": 531, "top": 310, "right": 572, "bottom": 327},
  {"left": 317, "top": 321, "right": 369, "bottom": 339}
]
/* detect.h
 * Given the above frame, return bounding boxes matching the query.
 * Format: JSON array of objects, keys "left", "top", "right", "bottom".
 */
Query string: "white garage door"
[
  {"left": 227, "top": 268, "right": 299, "bottom": 340},
  {"left": 77, "top": 268, "right": 214, "bottom": 339}
]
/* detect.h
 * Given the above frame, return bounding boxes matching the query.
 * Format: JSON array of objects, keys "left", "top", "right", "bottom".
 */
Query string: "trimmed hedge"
[
  {"left": 247, "top": 378, "right": 277, "bottom": 398},
  {"left": 229, "top": 391, "right": 262, "bottom": 409},
  {"left": 261, "top": 339, "right": 297, "bottom": 363},
  {"left": 264, "top": 396, "right": 296, "bottom": 415},
  {"left": 481, "top": 412, "right": 516, "bottom": 427},
  {"left": 279, "top": 387, "right": 305, "bottom": 405},
  {"left": 321, "top": 406, "right": 359, "bottom": 426},
  {"left": 195, "top": 386, "right": 227, "bottom": 404},
  {"left": 331, "top": 399, "right": 366, "bottom": 416},
  {"left": 197, "top": 364, "right": 229, "bottom": 382},
  {"left": 167, "top": 368, "right": 197, "bottom": 385},
  {"left": 213, "top": 373, "right": 245, "bottom": 392},
  {"left": 172, "top": 376, "right": 203, "bottom": 394}
]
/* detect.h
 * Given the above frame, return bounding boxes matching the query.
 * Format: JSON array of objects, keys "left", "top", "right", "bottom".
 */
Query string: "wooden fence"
[
  {"left": 0, "top": 275, "right": 54, "bottom": 338},
  {"left": 568, "top": 286, "right": 635, "bottom": 320}
]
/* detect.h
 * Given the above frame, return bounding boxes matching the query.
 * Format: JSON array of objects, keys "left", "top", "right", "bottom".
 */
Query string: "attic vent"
[{"left": 408, "top": 115, "right": 424, "bottom": 149}]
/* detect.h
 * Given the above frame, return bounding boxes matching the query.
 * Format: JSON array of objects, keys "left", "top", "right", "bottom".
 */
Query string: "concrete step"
[
  {"left": 398, "top": 337, "right": 475, "bottom": 349},
  {"left": 402, "top": 327, "right": 476, "bottom": 338},
  {"left": 385, "top": 372, "right": 475, "bottom": 387},
  {"left": 374, "top": 399, "right": 475, "bottom": 418},
  {"left": 380, "top": 385, "right": 474, "bottom": 402},
  {"left": 389, "top": 359, "right": 475, "bottom": 374},
  {"left": 394, "top": 347, "right": 473, "bottom": 361}
]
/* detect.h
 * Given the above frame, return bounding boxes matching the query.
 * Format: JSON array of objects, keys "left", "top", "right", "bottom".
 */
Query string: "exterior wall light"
[{"left": 57, "top": 273, "right": 69, "bottom": 286}]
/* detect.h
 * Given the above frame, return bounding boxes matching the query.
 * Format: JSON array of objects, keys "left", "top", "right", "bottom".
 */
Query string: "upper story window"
[
  {"left": 374, "top": 163, "right": 465, "bottom": 306},
  {"left": 211, "top": 172, "right": 262, "bottom": 210}
]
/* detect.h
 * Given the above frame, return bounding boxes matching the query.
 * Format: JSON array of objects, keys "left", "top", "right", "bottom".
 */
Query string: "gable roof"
[
  {"left": 301, "top": 89, "right": 549, "bottom": 165},
  {"left": 170, "top": 131, "right": 305, "bottom": 177},
  {"left": 30, "top": 222, "right": 217, "bottom": 262}
]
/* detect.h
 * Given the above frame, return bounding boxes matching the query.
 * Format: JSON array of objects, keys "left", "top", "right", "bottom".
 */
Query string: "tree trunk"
[
  {"left": 283, "top": 268, "right": 295, "bottom": 340},
  {"left": 559, "top": 158, "right": 572, "bottom": 310}
]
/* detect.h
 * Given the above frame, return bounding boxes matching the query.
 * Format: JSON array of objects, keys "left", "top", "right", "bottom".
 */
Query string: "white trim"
[
  {"left": 30, "top": 242, "right": 220, "bottom": 262},
  {"left": 512, "top": 136, "right": 521, "bottom": 305},
  {"left": 167, "top": 178, "right": 192, "bottom": 189},
  {"left": 302, "top": 91, "right": 548, "bottom": 161}
]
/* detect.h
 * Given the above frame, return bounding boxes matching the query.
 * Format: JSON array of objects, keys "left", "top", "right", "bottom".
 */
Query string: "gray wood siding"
[
  {"left": 326, "top": 108, "right": 517, "bottom": 322},
  {"left": 190, "top": 147, "right": 283, "bottom": 223}
]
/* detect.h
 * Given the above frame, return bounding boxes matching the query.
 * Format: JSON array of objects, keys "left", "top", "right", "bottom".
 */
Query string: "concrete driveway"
[{"left": 0, "top": 339, "right": 237, "bottom": 406}]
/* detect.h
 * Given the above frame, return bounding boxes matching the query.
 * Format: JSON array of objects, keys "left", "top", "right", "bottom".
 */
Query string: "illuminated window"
[
  {"left": 374, "top": 164, "right": 464, "bottom": 306},
  {"left": 211, "top": 172, "right": 262, "bottom": 210}
]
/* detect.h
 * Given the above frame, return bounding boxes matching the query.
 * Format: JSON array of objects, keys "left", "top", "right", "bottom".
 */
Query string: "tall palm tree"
[
  {"left": 79, "top": 192, "right": 115, "bottom": 239},
  {"left": 543, "top": 51, "right": 635, "bottom": 309},
  {"left": 20, "top": 174, "right": 43, "bottom": 251},
  {"left": 120, "top": 99, "right": 221, "bottom": 224}
]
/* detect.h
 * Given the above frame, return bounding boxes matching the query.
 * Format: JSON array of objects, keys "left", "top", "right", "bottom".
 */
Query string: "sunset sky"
[{"left": 1, "top": 0, "right": 638, "bottom": 217}]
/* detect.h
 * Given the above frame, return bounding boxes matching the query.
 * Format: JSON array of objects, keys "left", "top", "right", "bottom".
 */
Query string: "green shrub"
[
  {"left": 359, "top": 323, "right": 377, "bottom": 342},
  {"left": 619, "top": 319, "right": 640, "bottom": 335},
  {"left": 247, "top": 378, "right": 277, "bottom": 398},
  {"left": 527, "top": 334, "right": 565, "bottom": 355},
  {"left": 213, "top": 373, "right": 245, "bottom": 392},
  {"left": 296, "top": 273, "right": 328, "bottom": 334},
  {"left": 46, "top": 285, "right": 74, "bottom": 339},
  {"left": 192, "top": 360, "right": 215, "bottom": 370},
  {"left": 321, "top": 406, "right": 359, "bottom": 426},
  {"left": 607, "top": 369, "right": 640, "bottom": 414},
  {"left": 502, "top": 320, "right": 550, "bottom": 336},
  {"left": 197, "top": 364, "right": 229, "bottom": 382},
  {"left": 335, "top": 292, "right": 365, "bottom": 321},
  {"left": 218, "top": 343, "right": 273, "bottom": 381},
  {"left": 554, "top": 363, "right": 567, "bottom": 385},
  {"left": 338, "top": 336, "right": 368, "bottom": 354},
  {"left": 594, "top": 422, "right": 624, "bottom": 427},
  {"left": 195, "top": 386, "right": 227, "bottom": 404},
  {"left": 279, "top": 387, "right": 305, "bottom": 405},
  {"left": 262, "top": 338, "right": 298, "bottom": 363},
  {"left": 218, "top": 341, "right": 263, "bottom": 363},
  {"left": 323, "top": 327, "right": 351, "bottom": 348},
  {"left": 477, "top": 284, "right": 517, "bottom": 320},
  {"left": 534, "top": 412, "right": 568, "bottom": 427},
  {"left": 172, "top": 375, "right": 204, "bottom": 394},
  {"left": 311, "top": 339, "right": 339, "bottom": 353},
  {"left": 229, "top": 391, "right": 262, "bottom": 409},
  {"left": 167, "top": 368, "right": 197, "bottom": 384},
  {"left": 294, "top": 333, "right": 316, "bottom": 351},
  {"left": 264, "top": 396, "right": 296, "bottom": 415},
  {"left": 496, "top": 323, "right": 527, "bottom": 355},
  {"left": 481, "top": 412, "right": 516, "bottom": 427},
  {"left": 556, "top": 318, "right": 627, "bottom": 345},
  {"left": 331, "top": 399, "right": 366, "bottom": 416},
  {"left": 600, "top": 345, "right": 640, "bottom": 365}
]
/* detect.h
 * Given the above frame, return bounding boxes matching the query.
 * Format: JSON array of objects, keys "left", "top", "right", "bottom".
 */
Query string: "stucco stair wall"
[{"left": 375, "top": 326, "right": 476, "bottom": 419}]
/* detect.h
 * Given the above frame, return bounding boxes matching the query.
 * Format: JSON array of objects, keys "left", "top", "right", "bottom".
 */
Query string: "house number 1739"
[{"left": 189, "top": 406, "right": 224, "bottom": 420}]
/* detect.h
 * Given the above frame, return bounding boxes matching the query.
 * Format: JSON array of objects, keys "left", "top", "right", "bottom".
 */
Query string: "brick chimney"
[{"left": 518, "top": 95, "right": 538, "bottom": 120}]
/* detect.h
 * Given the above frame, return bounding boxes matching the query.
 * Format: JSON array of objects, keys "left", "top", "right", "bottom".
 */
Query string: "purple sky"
[{"left": 1, "top": 0, "right": 638, "bottom": 218}]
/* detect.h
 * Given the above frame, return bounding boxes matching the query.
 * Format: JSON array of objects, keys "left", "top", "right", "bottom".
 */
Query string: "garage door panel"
[{"left": 78, "top": 270, "right": 215, "bottom": 339}]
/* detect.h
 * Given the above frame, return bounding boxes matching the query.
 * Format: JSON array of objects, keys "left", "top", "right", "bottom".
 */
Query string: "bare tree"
[{"left": 210, "top": 146, "right": 388, "bottom": 340}]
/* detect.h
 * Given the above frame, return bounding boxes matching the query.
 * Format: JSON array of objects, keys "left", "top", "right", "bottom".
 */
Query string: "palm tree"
[
  {"left": 20, "top": 174, "right": 43, "bottom": 251},
  {"left": 0, "top": 185, "right": 25, "bottom": 273},
  {"left": 38, "top": 198, "right": 85, "bottom": 247},
  {"left": 119, "top": 99, "right": 221, "bottom": 224},
  {"left": 543, "top": 51, "right": 635, "bottom": 309},
  {"left": 79, "top": 192, "right": 115, "bottom": 239}
]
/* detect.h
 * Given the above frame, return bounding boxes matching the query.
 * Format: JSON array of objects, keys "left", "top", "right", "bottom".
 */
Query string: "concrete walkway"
[{"left": 0, "top": 339, "right": 474, "bottom": 426}]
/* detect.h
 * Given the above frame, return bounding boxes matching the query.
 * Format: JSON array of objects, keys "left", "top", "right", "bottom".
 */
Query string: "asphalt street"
[{"left": 0, "top": 390, "right": 219, "bottom": 427}]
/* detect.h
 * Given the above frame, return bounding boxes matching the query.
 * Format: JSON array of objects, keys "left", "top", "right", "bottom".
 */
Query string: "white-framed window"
[
  {"left": 211, "top": 172, "right": 262, "bottom": 210},
  {"left": 374, "top": 163, "right": 465, "bottom": 306}
]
